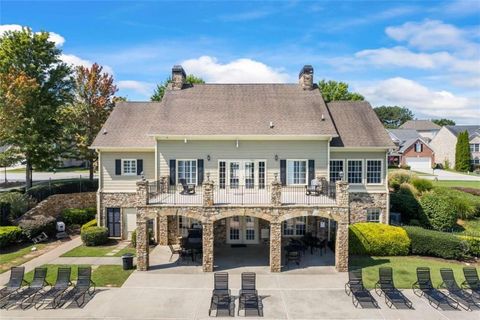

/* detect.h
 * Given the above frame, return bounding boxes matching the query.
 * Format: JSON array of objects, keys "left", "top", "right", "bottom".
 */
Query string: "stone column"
[
  {"left": 335, "top": 181, "right": 349, "bottom": 207},
  {"left": 160, "top": 176, "right": 169, "bottom": 193},
  {"left": 203, "top": 180, "right": 214, "bottom": 207},
  {"left": 202, "top": 222, "right": 214, "bottom": 272},
  {"left": 136, "top": 180, "right": 149, "bottom": 205},
  {"left": 157, "top": 215, "right": 168, "bottom": 245},
  {"left": 335, "top": 222, "right": 349, "bottom": 272},
  {"left": 269, "top": 222, "right": 282, "bottom": 272},
  {"left": 271, "top": 180, "right": 282, "bottom": 206},
  {"left": 136, "top": 219, "right": 150, "bottom": 271}
]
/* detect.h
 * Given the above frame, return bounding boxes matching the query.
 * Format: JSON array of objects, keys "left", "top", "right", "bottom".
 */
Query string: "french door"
[
  {"left": 220, "top": 160, "right": 265, "bottom": 189},
  {"left": 227, "top": 216, "right": 259, "bottom": 244},
  {"left": 107, "top": 208, "right": 121, "bottom": 237}
]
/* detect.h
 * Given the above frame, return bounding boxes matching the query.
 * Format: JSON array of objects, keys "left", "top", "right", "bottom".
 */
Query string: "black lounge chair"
[
  {"left": 71, "top": 266, "right": 96, "bottom": 307},
  {"left": 412, "top": 267, "right": 459, "bottom": 309},
  {"left": 35, "top": 267, "right": 72, "bottom": 309},
  {"left": 345, "top": 269, "right": 379, "bottom": 308},
  {"left": 179, "top": 179, "right": 195, "bottom": 195},
  {"left": 462, "top": 267, "right": 480, "bottom": 299},
  {"left": 238, "top": 272, "right": 262, "bottom": 316},
  {"left": 440, "top": 268, "right": 479, "bottom": 311},
  {"left": 0, "top": 267, "right": 27, "bottom": 302},
  {"left": 305, "top": 179, "right": 321, "bottom": 196},
  {"left": 4, "top": 267, "right": 50, "bottom": 310},
  {"left": 209, "top": 272, "right": 233, "bottom": 316},
  {"left": 374, "top": 267, "right": 413, "bottom": 309}
]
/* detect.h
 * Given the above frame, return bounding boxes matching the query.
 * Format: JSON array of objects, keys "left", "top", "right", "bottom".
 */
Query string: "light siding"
[{"left": 430, "top": 127, "right": 457, "bottom": 166}]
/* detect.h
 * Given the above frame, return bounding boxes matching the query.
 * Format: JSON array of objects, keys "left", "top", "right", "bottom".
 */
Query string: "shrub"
[
  {"left": 388, "top": 170, "right": 413, "bottom": 190},
  {"left": 0, "top": 226, "right": 22, "bottom": 248},
  {"left": 81, "top": 219, "right": 97, "bottom": 232},
  {"left": 459, "top": 236, "right": 480, "bottom": 258},
  {"left": 26, "top": 179, "right": 98, "bottom": 202},
  {"left": 420, "top": 192, "right": 457, "bottom": 231},
  {"left": 18, "top": 215, "right": 56, "bottom": 239},
  {"left": 433, "top": 187, "right": 480, "bottom": 219},
  {"left": 399, "top": 164, "right": 411, "bottom": 170},
  {"left": 403, "top": 226, "right": 468, "bottom": 260},
  {"left": 349, "top": 223, "right": 410, "bottom": 256},
  {"left": 390, "top": 187, "right": 424, "bottom": 224},
  {"left": 131, "top": 229, "right": 137, "bottom": 247},
  {"left": 0, "top": 192, "right": 36, "bottom": 222},
  {"left": 60, "top": 208, "right": 96, "bottom": 226},
  {"left": 399, "top": 182, "right": 418, "bottom": 197},
  {"left": 410, "top": 178, "right": 433, "bottom": 193},
  {"left": 81, "top": 226, "right": 108, "bottom": 246}
]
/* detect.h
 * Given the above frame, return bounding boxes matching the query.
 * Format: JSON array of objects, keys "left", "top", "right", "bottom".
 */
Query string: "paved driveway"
[{"left": 422, "top": 169, "right": 480, "bottom": 181}]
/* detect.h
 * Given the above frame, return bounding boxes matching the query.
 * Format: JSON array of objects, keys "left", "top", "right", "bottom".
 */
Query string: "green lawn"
[
  {"left": 350, "top": 256, "right": 478, "bottom": 289},
  {"left": 0, "top": 243, "right": 48, "bottom": 274},
  {"left": 458, "top": 218, "right": 480, "bottom": 234},
  {"left": 431, "top": 180, "right": 480, "bottom": 189},
  {"left": 114, "top": 246, "right": 136, "bottom": 257},
  {"left": 24, "top": 264, "right": 134, "bottom": 287},
  {"left": 61, "top": 242, "right": 136, "bottom": 257}
]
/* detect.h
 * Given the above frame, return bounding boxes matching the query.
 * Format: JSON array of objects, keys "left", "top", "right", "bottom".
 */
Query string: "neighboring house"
[
  {"left": 430, "top": 125, "right": 480, "bottom": 168},
  {"left": 399, "top": 120, "right": 441, "bottom": 141},
  {"left": 90, "top": 65, "right": 394, "bottom": 273},
  {"left": 387, "top": 129, "right": 435, "bottom": 172}
]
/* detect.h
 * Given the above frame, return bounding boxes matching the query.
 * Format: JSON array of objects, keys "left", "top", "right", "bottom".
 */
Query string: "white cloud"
[
  {"left": 60, "top": 54, "right": 114, "bottom": 75},
  {"left": 117, "top": 80, "right": 155, "bottom": 97},
  {"left": 0, "top": 24, "right": 65, "bottom": 46},
  {"left": 355, "top": 47, "right": 451, "bottom": 69},
  {"left": 358, "top": 77, "right": 479, "bottom": 121},
  {"left": 181, "top": 56, "right": 290, "bottom": 83}
]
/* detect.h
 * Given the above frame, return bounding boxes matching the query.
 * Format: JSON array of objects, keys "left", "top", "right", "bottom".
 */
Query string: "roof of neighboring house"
[
  {"left": 445, "top": 125, "right": 480, "bottom": 139},
  {"left": 0, "top": 145, "right": 11, "bottom": 153},
  {"left": 387, "top": 129, "right": 421, "bottom": 143},
  {"left": 400, "top": 120, "right": 441, "bottom": 131},
  {"left": 328, "top": 101, "right": 395, "bottom": 148},
  {"left": 398, "top": 137, "right": 431, "bottom": 153}
]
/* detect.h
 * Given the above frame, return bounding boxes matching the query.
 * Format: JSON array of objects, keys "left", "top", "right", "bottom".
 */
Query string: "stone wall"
[
  {"left": 349, "top": 192, "right": 389, "bottom": 224},
  {"left": 214, "top": 220, "right": 227, "bottom": 245},
  {"left": 97, "top": 192, "right": 139, "bottom": 234}
]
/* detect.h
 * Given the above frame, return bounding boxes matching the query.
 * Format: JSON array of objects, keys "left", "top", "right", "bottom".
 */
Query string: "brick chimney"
[
  {"left": 171, "top": 65, "right": 186, "bottom": 90},
  {"left": 299, "top": 65, "right": 314, "bottom": 90}
]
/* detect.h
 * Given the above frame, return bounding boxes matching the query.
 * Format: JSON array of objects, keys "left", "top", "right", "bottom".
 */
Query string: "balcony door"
[
  {"left": 220, "top": 160, "right": 265, "bottom": 189},
  {"left": 226, "top": 216, "right": 259, "bottom": 244}
]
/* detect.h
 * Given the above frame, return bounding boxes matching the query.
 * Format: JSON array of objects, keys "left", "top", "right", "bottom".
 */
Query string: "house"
[
  {"left": 430, "top": 125, "right": 480, "bottom": 168},
  {"left": 399, "top": 120, "right": 441, "bottom": 141},
  {"left": 387, "top": 129, "right": 435, "bottom": 172},
  {"left": 90, "top": 65, "right": 394, "bottom": 273}
]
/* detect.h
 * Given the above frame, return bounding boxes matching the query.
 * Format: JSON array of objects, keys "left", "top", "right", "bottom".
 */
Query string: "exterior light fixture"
[
  {"left": 184, "top": 138, "right": 187, "bottom": 143},
  {"left": 207, "top": 155, "right": 211, "bottom": 161},
  {"left": 141, "top": 171, "right": 145, "bottom": 181},
  {"left": 339, "top": 171, "right": 344, "bottom": 181},
  {"left": 274, "top": 154, "right": 279, "bottom": 161},
  {"left": 236, "top": 139, "right": 239, "bottom": 148}
]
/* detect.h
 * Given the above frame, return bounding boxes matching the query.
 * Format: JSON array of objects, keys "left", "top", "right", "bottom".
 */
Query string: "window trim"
[
  {"left": 217, "top": 159, "right": 267, "bottom": 187},
  {"left": 470, "top": 143, "right": 480, "bottom": 153},
  {"left": 329, "top": 159, "right": 345, "bottom": 183},
  {"left": 177, "top": 159, "right": 198, "bottom": 185},
  {"left": 286, "top": 159, "right": 308, "bottom": 186},
  {"left": 282, "top": 216, "right": 307, "bottom": 237},
  {"left": 415, "top": 141, "right": 422, "bottom": 153},
  {"left": 366, "top": 208, "right": 381, "bottom": 223},
  {"left": 366, "top": 159, "right": 383, "bottom": 185},
  {"left": 121, "top": 159, "right": 137, "bottom": 176},
  {"left": 347, "top": 159, "right": 363, "bottom": 185}
]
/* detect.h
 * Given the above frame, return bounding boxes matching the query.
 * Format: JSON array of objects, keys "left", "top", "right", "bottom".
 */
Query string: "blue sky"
[{"left": 2, "top": 0, "right": 479, "bottom": 124}]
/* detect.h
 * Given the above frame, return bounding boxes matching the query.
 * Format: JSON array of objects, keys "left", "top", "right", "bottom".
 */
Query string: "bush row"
[
  {"left": 81, "top": 226, "right": 109, "bottom": 246},
  {"left": 61, "top": 208, "right": 96, "bottom": 226},
  {"left": 10, "top": 179, "right": 99, "bottom": 202},
  {"left": 0, "top": 226, "right": 22, "bottom": 248},
  {"left": 349, "top": 223, "right": 410, "bottom": 256}
]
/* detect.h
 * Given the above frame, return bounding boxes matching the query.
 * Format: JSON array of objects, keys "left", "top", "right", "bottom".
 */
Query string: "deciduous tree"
[
  {"left": 318, "top": 80, "right": 364, "bottom": 103},
  {"left": 432, "top": 118, "right": 455, "bottom": 126},
  {"left": 150, "top": 75, "right": 205, "bottom": 101},
  {"left": 374, "top": 106, "right": 414, "bottom": 128}
]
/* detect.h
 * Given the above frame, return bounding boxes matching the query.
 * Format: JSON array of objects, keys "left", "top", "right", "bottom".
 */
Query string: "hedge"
[
  {"left": 81, "top": 226, "right": 108, "bottom": 246},
  {"left": 0, "top": 226, "right": 22, "bottom": 248},
  {"left": 390, "top": 187, "right": 423, "bottom": 224},
  {"left": 403, "top": 226, "right": 468, "bottom": 260},
  {"left": 60, "top": 208, "right": 96, "bottom": 226},
  {"left": 23, "top": 179, "right": 98, "bottom": 202},
  {"left": 81, "top": 219, "right": 97, "bottom": 232},
  {"left": 419, "top": 192, "right": 457, "bottom": 231},
  {"left": 433, "top": 187, "right": 480, "bottom": 220},
  {"left": 349, "top": 223, "right": 410, "bottom": 256},
  {"left": 459, "top": 235, "right": 480, "bottom": 258},
  {"left": 18, "top": 215, "right": 56, "bottom": 239},
  {"left": 410, "top": 178, "right": 433, "bottom": 193}
]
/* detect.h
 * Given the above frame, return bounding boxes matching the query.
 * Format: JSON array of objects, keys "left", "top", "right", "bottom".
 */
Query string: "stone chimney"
[
  {"left": 299, "top": 65, "right": 314, "bottom": 90},
  {"left": 171, "top": 65, "right": 186, "bottom": 90}
]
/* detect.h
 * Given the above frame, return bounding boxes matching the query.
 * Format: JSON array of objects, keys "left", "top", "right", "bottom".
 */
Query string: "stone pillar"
[
  {"left": 157, "top": 215, "right": 168, "bottom": 245},
  {"left": 269, "top": 222, "right": 282, "bottom": 272},
  {"left": 136, "top": 180, "right": 149, "bottom": 205},
  {"left": 136, "top": 219, "right": 149, "bottom": 271},
  {"left": 335, "top": 222, "right": 349, "bottom": 272},
  {"left": 203, "top": 180, "right": 214, "bottom": 207},
  {"left": 335, "top": 181, "right": 349, "bottom": 207},
  {"left": 160, "top": 176, "right": 169, "bottom": 193},
  {"left": 202, "top": 222, "right": 214, "bottom": 272},
  {"left": 271, "top": 180, "right": 282, "bottom": 206}
]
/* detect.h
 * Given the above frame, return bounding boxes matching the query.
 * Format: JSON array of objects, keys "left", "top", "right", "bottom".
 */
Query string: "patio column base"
[
  {"left": 269, "top": 222, "right": 281, "bottom": 272},
  {"left": 203, "top": 222, "right": 214, "bottom": 272},
  {"left": 136, "top": 219, "right": 149, "bottom": 271},
  {"left": 158, "top": 215, "right": 168, "bottom": 245},
  {"left": 335, "top": 222, "right": 349, "bottom": 272}
]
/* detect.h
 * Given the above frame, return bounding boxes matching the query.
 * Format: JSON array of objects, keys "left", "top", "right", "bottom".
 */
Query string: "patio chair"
[
  {"left": 35, "top": 266, "right": 72, "bottom": 309},
  {"left": 439, "top": 268, "right": 478, "bottom": 311},
  {"left": 412, "top": 267, "right": 459, "bottom": 309},
  {"left": 462, "top": 267, "right": 480, "bottom": 299},
  {"left": 345, "top": 269, "right": 379, "bottom": 308},
  {"left": 209, "top": 272, "right": 233, "bottom": 316},
  {"left": 238, "top": 272, "right": 261, "bottom": 316},
  {"left": 71, "top": 266, "right": 96, "bottom": 307},
  {"left": 3, "top": 267, "right": 50, "bottom": 310},
  {"left": 0, "top": 267, "right": 27, "bottom": 301},
  {"left": 374, "top": 267, "right": 413, "bottom": 309},
  {"left": 179, "top": 179, "right": 195, "bottom": 195},
  {"left": 305, "top": 179, "right": 321, "bottom": 196},
  {"left": 168, "top": 244, "right": 182, "bottom": 262},
  {"left": 285, "top": 250, "right": 301, "bottom": 267},
  {"left": 32, "top": 232, "right": 48, "bottom": 244}
]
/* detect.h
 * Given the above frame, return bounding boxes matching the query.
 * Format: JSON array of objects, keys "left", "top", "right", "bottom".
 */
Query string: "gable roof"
[
  {"left": 400, "top": 120, "right": 441, "bottom": 131},
  {"left": 445, "top": 125, "right": 480, "bottom": 139},
  {"left": 387, "top": 129, "right": 421, "bottom": 143},
  {"left": 398, "top": 137, "right": 431, "bottom": 153},
  {"left": 328, "top": 101, "right": 395, "bottom": 148}
]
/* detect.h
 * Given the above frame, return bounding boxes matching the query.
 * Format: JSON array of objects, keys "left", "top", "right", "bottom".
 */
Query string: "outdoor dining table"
[{"left": 184, "top": 237, "right": 202, "bottom": 262}]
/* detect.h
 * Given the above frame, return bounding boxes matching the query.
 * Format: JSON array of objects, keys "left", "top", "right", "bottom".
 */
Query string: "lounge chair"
[
  {"left": 440, "top": 268, "right": 479, "bottom": 311},
  {"left": 412, "top": 267, "right": 458, "bottom": 309},
  {"left": 345, "top": 269, "right": 379, "bottom": 308},
  {"left": 71, "top": 266, "right": 96, "bottom": 307},
  {"left": 168, "top": 244, "right": 182, "bottom": 262},
  {"left": 305, "top": 179, "right": 321, "bottom": 196},
  {"left": 16, "top": 267, "right": 50, "bottom": 309},
  {"left": 209, "top": 272, "right": 233, "bottom": 316},
  {"left": 0, "top": 267, "right": 27, "bottom": 302},
  {"left": 462, "top": 267, "right": 480, "bottom": 299},
  {"left": 285, "top": 250, "right": 301, "bottom": 267},
  {"left": 238, "top": 272, "right": 261, "bottom": 316},
  {"left": 35, "top": 267, "right": 72, "bottom": 309},
  {"left": 179, "top": 178, "right": 195, "bottom": 195},
  {"left": 374, "top": 267, "right": 413, "bottom": 309}
]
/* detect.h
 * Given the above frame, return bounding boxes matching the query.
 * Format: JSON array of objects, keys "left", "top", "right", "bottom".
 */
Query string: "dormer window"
[{"left": 415, "top": 142, "right": 423, "bottom": 153}]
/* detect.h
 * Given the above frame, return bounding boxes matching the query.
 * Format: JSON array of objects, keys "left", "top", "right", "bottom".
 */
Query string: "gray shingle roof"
[
  {"left": 398, "top": 137, "right": 430, "bottom": 153},
  {"left": 328, "top": 101, "right": 395, "bottom": 148},
  {"left": 446, "top": 125, "right": 480, "bottom": 138},
  {"left": 400, "top": 120, "right": 441, "bottom": 130},
  {"left": 387, "top": 129, "right": 421, "bottom": 143}
]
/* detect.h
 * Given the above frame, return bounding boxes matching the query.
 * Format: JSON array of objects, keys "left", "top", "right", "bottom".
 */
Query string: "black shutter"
[
  {"left": 308, "top": 160, "right": 315, "bottom": 185},
  {"left": 137, "top": 159, "right": 143, "bottom": 175},
  {"left": 169, "top": 159, "right": 176, "bottom": 185},
  {"left": 115, "top": 159, "right": 121, "bottom": 175},
  {"left": 197, "top": 159, "right": 204, "bottom": 185},
  {"left": 280, "top": 160, "right": 287, "bottom": 186}
]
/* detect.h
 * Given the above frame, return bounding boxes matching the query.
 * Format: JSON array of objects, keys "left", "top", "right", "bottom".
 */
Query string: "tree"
[
  {"left": 0, "top": 28, "right": 74, "bottom": 188},
  {"left": 455, "top": 130, "right": 471, "bottom": 172},
  {"left": 0, "top": 146, "right": 22, "bottom": 183},
  {"left": 432, "top": 118, "right": 455, "bottom": 126},
  {"left": 61, "top": 63, "right": 118, "bottom": 180},
  {"left": 374, "top": 106, "right": 414, "bottom": 128},
  {"left": 150, "top": 74, "right": 205, "bottom": 101},
  {"left": 318, "top": 80, "right": 364, "bottom": 103}
]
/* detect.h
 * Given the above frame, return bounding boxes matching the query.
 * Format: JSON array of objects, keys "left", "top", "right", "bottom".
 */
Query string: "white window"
[
  {"left": 470, "top": 144, "right": 480, "bottom": 152},
  {"left": 287, "top": 160, "right": 307, "bottom": 185},
  {"left": 122, "top": 159, "right": 137, "bottom": 176},
  {"left": 366, "top": 160, "right": 382, "bottom": 184},
  {"left": 329, "top": 160, "right": 344, "bottom": 182},
  {"left": 366, "top": 208, "right": 381, "bottom": 223},
  {"left": 282, "top": 217, "right": 307, "bottom": 236},
  {"left": 347, "top": 160, "right": 363, "bottom": 184},
  {"left": 415, "top": 142, "right": 422, "bottom": 153},
  {"left": 178, "top": 160, "right": 197, "bottom": 185},
  {"left": 178, "top": 216, "right": 201, "bottom": 237}
]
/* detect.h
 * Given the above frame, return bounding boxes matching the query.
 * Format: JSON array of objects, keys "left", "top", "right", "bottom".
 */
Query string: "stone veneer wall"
[
  {"left": 97, "top": 192, "right": 140, "bottom": 234},
  {"left": 349, "top": 192, "right": 389, "bottom": 224}
]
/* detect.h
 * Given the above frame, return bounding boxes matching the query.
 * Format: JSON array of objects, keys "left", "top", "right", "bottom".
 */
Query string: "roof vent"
[
  {"left": 269, "top": 121, "right": 274, "bottom": 128},
  {"left": 321, "top": 114, "right": 325, "bottom": 121},
  {"left": 103, "top": 129, "right": 108, "bottom": 135}
]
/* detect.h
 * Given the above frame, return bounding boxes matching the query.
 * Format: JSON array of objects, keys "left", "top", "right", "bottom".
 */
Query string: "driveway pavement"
[{"left": 412, "top": 168, "right": 480, "bottom": 181}]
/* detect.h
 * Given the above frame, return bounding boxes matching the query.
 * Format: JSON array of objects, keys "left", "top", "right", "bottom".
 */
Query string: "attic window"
[{"left": 415, "top": 142, "right": 423, "bottom": 153}]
